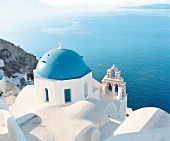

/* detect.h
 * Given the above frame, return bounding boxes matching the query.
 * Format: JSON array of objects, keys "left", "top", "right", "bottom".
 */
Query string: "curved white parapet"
[
  {"left": 15, "top": 85, "right": 37, "bottom": 111},
  {"left": 87, "top": 98, "right": 120, "bottom": 119},
  {"left": 75, "top": 125, "right": 101, "bottom": 141},
  {"left": 16, "top": 113, "right": 36, "bottom": 125},
  {"left": 7, "top": 117, "right": 26, "bottom": 141},
  {"left": 0, "top": 109, "right": 26, "bottom": 141},
  {"left": 90, "top": 128, "right": 101, "bottom": 141},
  {"left": 15, "top": 85, "right": 36, "bottom": 106}
]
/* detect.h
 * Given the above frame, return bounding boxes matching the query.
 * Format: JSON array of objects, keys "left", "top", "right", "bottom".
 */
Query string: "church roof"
[
  {"left": 35, "top": 48, "right": 91, "bottom": 80},
  {"left": 18, "top": 101, "right": 113, "bottom": 141},
  {"left": 114, "top": 107, "right": 170, "bottom": 135}
]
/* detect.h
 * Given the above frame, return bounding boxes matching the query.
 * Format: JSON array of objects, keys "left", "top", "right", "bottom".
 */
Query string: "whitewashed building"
[{"left": 34, "top": 44, "right": 95, "bottom": 105}]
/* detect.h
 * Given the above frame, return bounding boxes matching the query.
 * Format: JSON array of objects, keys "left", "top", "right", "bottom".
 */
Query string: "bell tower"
[
  {"left": 100, "top": 65, "right": 127, "bottom": 119},
  {"left": 101, "top": 65, "right": 126, "bottom": 99}
]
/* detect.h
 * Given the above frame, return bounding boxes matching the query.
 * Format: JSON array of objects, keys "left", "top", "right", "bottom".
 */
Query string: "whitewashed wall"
[
  {"left": 34, "top": 78, "right": 56, "bottom": 105},
  {"left": 118, "top": 96, "right": 127, "bottom": 119},
  {"left": 92, "top": 78, "right": 102, "bottom": 88},
  {"left": 34, "top": 72, "right": 93, "bottom": 106},
  {"left": 15, "top": 85, "right": 37, "bottom": 111},
  {"left": 88, "top": 88, "right": 100, "bottom": 99}
]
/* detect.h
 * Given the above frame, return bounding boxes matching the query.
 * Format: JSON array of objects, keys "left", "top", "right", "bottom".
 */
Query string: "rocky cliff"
[{"left": 0, "top": 39, "right": 38, "bottom": 78}]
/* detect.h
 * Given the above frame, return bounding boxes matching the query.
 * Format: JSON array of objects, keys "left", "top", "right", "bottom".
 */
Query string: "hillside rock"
[{"left": 0, "top": 39, "right": 38, "bottom": 78}]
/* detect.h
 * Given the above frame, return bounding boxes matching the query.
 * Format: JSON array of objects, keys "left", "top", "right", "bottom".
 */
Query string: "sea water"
[{"left": 2, "top": 9, "right": 170, "bottom": 113}]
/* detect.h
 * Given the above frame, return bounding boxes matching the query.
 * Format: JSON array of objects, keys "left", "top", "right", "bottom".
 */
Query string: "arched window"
[
  {"left": 45, "top": 88, "right": 49, "bottom": 102},
  {"left": 84, "top": 82, "right": 88, "bottom": 97}
]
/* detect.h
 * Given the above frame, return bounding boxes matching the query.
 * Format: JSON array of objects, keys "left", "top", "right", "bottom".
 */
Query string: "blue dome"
[
  {"left": 0, "top": 73, "right": 3, "bottom": 80},
  {"left": 35, "top": 48, "right": 91, "bottom": 80}
]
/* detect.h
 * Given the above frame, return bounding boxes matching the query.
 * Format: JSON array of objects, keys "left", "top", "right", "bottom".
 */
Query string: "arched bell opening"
[
  {"left": 107, "top": 82, "right": 112, "bottom": 92},
  {"left": 115, "top": 84, "right": 119, "bottom": 93},
  {"left": 111, "top": 69, "right": 115, "bottom": 78}
]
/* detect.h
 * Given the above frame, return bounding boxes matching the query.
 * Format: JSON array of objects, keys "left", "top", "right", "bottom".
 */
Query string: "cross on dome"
[{"left": 58, "top": 42, "right": 63, "bottom": 49}]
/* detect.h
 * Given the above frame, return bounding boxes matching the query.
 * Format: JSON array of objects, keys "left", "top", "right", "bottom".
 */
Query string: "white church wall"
[
  {"left": 86, "top": 72, "right": 93, "bottom": 98},
  {"left": 88, "top": 88, "right": 100, "bottom": 99},
  {"left": 54, "top": 72, "right": 93, "bottom": 105},
  {"left": 55, "top": 78, "right": 84, "bottom": 105},
  {"left": 34, "top": 73, "right": 93, "bottom": 106},
  {"left": 101, "top": 85, "right": 106, "bottom": 96},
  {"left": 24, "top": 94, "right": 37, "bottom": 111},
  {"left": 117, "top": 88, "right": 122, "bottom": 100},
  {"left": 118, "top": 96, "right": 127, "bottom": 119},
  {"left": 15, "top": 85, "right": 37, "bottom": 110},
  {"left": 87, "top": 74, "right": 100, "bottom": 99},
  {"left": 84, "top": 72, "right": 94, "bottom": 99},
  {"left": 34, "top": 77, "right": 56, "bottom": 105},
  {"left": 92, "top": 78, "right": 102, "bottom": 88},
  {"left": 54, "top": 79, "right": 82, "bottom": 105}
]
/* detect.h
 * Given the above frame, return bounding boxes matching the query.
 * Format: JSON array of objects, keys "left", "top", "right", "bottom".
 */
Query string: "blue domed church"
[{"left": 34, "top": 44, "right": 99, "bottom": 105}]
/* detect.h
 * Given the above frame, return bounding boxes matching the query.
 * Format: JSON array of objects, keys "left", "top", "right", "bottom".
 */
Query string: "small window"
[
  {"left": 45, "top": 88, "right": 49, "bottom": 102},
  {"left": 64, "top": 89, "right": 71, "bottom": 102},
  {"left": 84, "top": 82, "right": 88, "bottom": 97}
]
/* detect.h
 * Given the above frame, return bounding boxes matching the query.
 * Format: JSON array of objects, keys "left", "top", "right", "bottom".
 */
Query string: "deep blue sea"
[{"left": 1, "top": 9, "right": 170, "bottom": 113}]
